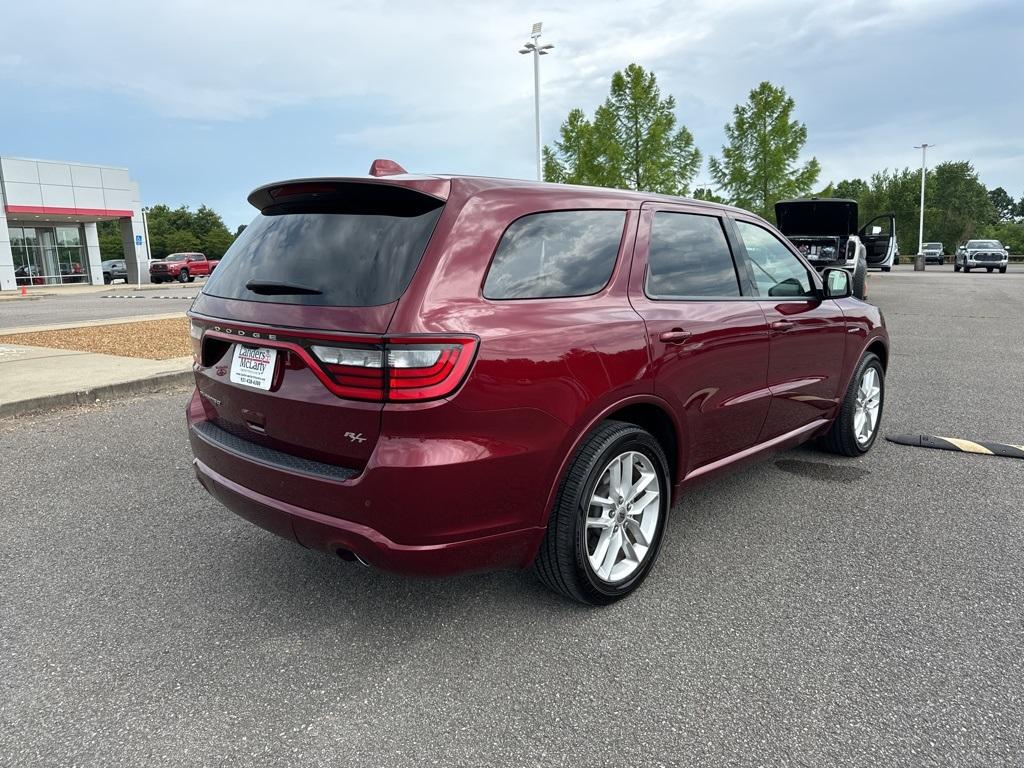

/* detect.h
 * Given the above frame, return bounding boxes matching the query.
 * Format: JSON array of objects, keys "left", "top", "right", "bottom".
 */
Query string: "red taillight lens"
[
  {"left": 386, "top": 339, "right": 476, "bottom": 401},
  {"left": 310, "top": 337, "right": 477, "bottom": 402},
  {"left": 310, "top": 344, "right": 386, "bottom": 401}
]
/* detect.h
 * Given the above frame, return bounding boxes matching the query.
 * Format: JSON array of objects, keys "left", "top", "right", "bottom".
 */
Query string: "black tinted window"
[
  {"left": 646, "top": 212, "right": 739, "bottom": 297},
  {"left": 483, "top": 210, "right": 625, "bottom": 299},
  {"left": 203, "top": 186, "right": 443, "bottom": 307}
]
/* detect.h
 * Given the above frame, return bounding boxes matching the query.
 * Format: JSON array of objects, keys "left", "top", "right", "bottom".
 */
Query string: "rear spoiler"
[{"left": 248, "top": 176, "right": 451, "bottom": 212}]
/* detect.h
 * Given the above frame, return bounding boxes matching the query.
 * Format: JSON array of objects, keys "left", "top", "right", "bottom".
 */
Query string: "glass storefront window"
[{"left": 9, "top": 224, "right": 90, "bottom": 285}]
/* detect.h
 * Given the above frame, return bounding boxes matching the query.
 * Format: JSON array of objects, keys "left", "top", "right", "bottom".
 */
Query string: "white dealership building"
[{"left": 0, "top": 155, "right": 151, "bottom": 291}]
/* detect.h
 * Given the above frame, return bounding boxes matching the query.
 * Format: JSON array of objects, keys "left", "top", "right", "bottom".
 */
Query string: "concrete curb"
[{"left": 0, "top": 370, "right": 195, "bottom": 419}]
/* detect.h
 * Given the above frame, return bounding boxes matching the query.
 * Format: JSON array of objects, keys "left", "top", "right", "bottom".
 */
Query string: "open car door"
[{"left": 859, "top": 213, "right": 896, "bottom": 269}]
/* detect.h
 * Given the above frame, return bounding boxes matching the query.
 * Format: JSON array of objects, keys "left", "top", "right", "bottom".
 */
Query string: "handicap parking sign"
[{"left": 135, "top": 235, "right": 143, "bottom": 246}]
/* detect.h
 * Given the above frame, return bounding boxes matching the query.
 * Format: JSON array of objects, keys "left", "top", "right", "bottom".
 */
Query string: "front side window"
[
  {"left": 483, "top": 210, "right": 626, "bottom": 300},
  {"left": 646, "top": 212, "right": 740, "bottom": 298},
  {"left": 736, "top": 221, "right": 815, "bottom": 299}
]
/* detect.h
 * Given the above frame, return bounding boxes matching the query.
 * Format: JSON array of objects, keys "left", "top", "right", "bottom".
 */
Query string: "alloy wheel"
[
  {"left": 853, "top": 367, "right": 881, "bottom": 446},
  {"left": 585, "top": 451, "right": 661, "bottom": 583}
]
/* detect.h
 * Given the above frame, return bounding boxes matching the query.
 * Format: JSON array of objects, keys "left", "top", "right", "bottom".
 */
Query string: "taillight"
[
  {"left": 189, "top": 319, "right": 203, "bottom": 362},
  {"left": 310, "top": 344, "right": 385, "bottom": 401},
  {"left": 310, "top": 336, "right": 477, "bottom": 403}
]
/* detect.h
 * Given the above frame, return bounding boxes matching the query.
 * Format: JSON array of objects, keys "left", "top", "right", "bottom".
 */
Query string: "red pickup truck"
[{"left": 149, "top": 252, "right": 219, "bottom": 283}]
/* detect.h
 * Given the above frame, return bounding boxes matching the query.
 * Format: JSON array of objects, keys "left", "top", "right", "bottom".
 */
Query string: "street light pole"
[
  {"left": 914, "top": 143, "right": 933, "bottom": 255},
  {"left": 519, "top": 22, "right": 553, "bottom": 182}
]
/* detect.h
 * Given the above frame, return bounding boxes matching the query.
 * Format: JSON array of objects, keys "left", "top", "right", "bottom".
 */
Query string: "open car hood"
[{"left": 775, "top": 198, "right": 858, "bottom": 237}]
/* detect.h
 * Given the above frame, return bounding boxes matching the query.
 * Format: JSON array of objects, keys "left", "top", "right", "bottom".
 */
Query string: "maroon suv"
[{"left": 187, "top": 161, "right": 888, "bottom": 604}]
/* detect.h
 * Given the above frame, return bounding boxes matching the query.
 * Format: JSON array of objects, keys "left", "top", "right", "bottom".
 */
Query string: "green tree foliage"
[
  {"left": 708, "top": 81, "right": 820, "bottom": 219},
  {"left": 987, "top": 186, "right": 1016, "bottom": 222},
  {"left": 544, "top": 64, "right": 701, "bottom": 195},
  {"left": 98, "top": 204, "right": 238, "bottom": 261},
  {"left": 928, "top": 161, "right": 995, "bottom": 248},
  {"left": 824, "top": 161, "right": 997, "bottom": 252},
  {"left": 97, "top": 220, "right": 123, "bottom": 259}
]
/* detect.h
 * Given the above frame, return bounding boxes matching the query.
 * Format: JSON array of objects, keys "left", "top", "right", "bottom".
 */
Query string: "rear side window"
[
  {"left": 483, "top": 210, "right": 626, "bottom": 300},
  {"left": 646, "top": 212, "right": 740, "bottom": 298},
  {"left": 203, "top": 184, "right": 444, "bottom": 307}
]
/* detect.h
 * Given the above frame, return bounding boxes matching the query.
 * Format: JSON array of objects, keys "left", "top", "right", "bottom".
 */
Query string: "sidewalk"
[
  {"left": 0, "top": 311, "right": 194, "bottom": 417},
  {"left": 0, "top": 342, "right": 193, "bottom": 418}
]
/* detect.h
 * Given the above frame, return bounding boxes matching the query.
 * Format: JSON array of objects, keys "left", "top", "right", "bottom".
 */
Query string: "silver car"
[
  {"left": 954, "top": 240, "right": 1008, "bottom": 273},
  {"left": 921, "top": 242, "right": 945, "bottom": 264}
]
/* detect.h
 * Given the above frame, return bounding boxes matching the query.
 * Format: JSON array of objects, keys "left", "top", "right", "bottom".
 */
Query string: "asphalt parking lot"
[
  {"left": 0, "top": 283, "right": 198, "bottom": 328},
  {"left": 2, "top": 265, "right": 1022, "bottom": 767}
]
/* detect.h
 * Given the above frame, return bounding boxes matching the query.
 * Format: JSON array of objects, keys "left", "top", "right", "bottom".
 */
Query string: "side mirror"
[{"left": 822, "top": 268, "right": 851, "bottom": 299}]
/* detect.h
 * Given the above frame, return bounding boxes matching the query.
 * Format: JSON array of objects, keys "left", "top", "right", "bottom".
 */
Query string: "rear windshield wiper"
[{"left": 245, "top": 279, "right": 323, "bottom": 296}]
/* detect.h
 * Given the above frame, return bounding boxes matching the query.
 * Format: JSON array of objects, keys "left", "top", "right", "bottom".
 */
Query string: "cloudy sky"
[{"left": 2, "top": 0, "right": 1021, "bottom": 227}]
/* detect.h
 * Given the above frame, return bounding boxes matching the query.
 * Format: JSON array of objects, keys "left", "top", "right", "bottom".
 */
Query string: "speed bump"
[{"left": 885, "top": 434, "right": 1024, "bottom": 460}]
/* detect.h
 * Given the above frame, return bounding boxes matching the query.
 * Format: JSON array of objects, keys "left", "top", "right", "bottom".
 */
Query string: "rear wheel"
[
  {"left": 534, "top": 420, "right": 670, "bottom": 605},
  {"left": 819, "top": 352, "right": 884, "bottom": 457}
]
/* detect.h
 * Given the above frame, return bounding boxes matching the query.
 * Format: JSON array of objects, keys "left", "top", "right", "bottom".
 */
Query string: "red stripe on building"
[{"left": 5, "top": 205, "right": 135, "bottom": 218}]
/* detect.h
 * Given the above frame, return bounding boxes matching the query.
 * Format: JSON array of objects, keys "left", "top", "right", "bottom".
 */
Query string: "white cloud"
[{"left": 2, "top": 0, "right": 1020, "bottom": 190}]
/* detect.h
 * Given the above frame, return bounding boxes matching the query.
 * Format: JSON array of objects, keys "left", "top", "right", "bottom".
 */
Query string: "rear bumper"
[
  {"left": 193, "top": 457, "right": 541, "bottom": 576},
  {"left": 186, "top": 389, "right": 555, "bottom": 576}
]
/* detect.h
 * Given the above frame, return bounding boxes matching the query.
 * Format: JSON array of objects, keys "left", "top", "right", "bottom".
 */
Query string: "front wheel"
[
  {"left": 963, "top": 263, "right": 971, "bottom": 273},
  {"left": 819, "top": 352, "right": 884, "bottom": 457},
  {"left": 534, "top": 420, "right": 670, "bottom": 605},
  {"left": 999, "top": 266, "right": 1007, "bottom": 274},
  {"left": 953, "top": 261, "right": 961, "bottom": 272},
  {"left": 177, "top": 269, "right": 189, "bottom": 283},
  {"left": 881, "top": 266, "right": 891, "bottom": 273}
]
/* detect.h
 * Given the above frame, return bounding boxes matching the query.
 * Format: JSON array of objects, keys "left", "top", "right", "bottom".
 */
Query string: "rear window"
[
  {"left": 646, "top": 212, "right": 740, "bottom": 298},
  {"left": 483, "top": 210, "right": 626, "bottom": 300},
  {"left": 203, "top": 185, "right": 444, "bottom": 306}
]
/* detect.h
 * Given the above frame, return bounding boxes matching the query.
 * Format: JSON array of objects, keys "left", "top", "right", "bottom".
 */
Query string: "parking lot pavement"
[
  {"left": 2, "top": 269, "right": 1022, "bottom": 767},
  {"left": 0, "top": 284, "right": 199, "bottom": 329}
]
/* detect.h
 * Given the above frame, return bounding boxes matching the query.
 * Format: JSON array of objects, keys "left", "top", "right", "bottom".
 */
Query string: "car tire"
[
  {"left": 986, "top": 267, "right": 993, "bottom": 273},
  {"left": 533, "top": 420, "right": 671, "bottom": 605},
  {"left": 881, "top": 266, "right": 891, "bottom": 273},
  {"left": 188, "top": 275, "right": 196, "bottom": 282},
  {"left": 852, "top": 262, "right": 867, "bottom": 299},
  {"left": 953, "top": 261, "right": 961, "bottom": 272},
  {"left": 103, "top": 274, "right": 111, "bottom": 284},
  {"left": 999, "top": 266, "right": 1007, "bottom": 274},
  {"left": 178, "top": 269, "right": 189, "bottom": 283},
  {"left": 963, "top": 264, "right": 971, "bottom": 273},
  {"left": 819, "top": 352, "right": 884, "bottom": 457}
]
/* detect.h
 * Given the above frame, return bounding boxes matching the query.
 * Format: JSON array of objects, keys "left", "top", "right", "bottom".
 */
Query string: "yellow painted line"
[{"left": 937, "top": 437, "right": 995, "bottom": 455}]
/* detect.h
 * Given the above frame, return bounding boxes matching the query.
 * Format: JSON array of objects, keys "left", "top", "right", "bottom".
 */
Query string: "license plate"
[{"left": 229, "top": 345, "right": 278, "bottom": 391}]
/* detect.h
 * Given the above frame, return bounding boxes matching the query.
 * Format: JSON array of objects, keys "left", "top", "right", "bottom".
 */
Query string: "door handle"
[
  {"left": 771, "top": 320, "right": 796, "bottom": 332},
  {"left": 659, "top": 328, "right": 692, "bottom": 344}
]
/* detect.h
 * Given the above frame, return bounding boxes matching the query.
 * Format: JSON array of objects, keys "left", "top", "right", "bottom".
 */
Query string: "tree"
[
  {"left": 826, "top": 162, "right": 997, "bottom": 252},
  {"left": 988, "top": 186, "right": 1016, "bottom": 222},
  {"left": 708, "top": 81, "right": 820, "bottom": 220},
  {"left": 928, "top": 161, "right": 994, "bottom": 248},
  {"left": 544, "top": 64, "right": 701, "bottom": 195}
]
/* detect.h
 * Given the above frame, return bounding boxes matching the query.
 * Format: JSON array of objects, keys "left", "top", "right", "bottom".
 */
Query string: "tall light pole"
[
  {"left": 914, "top": 143, "right": 934, "bottom": 255},
  {"left": 519, "top": 22, "right": 553, "bottom": 181}
]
